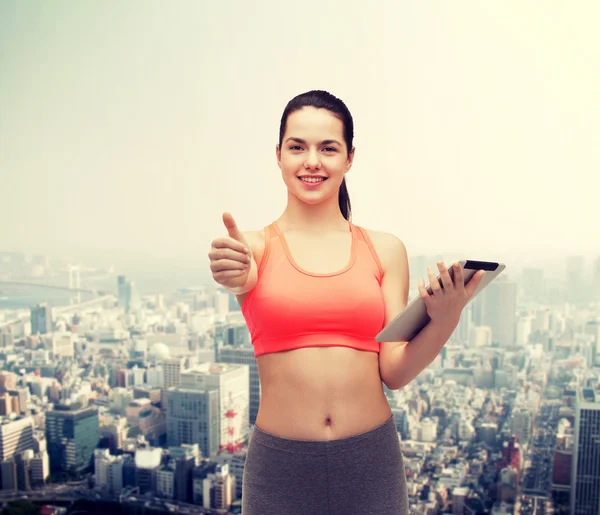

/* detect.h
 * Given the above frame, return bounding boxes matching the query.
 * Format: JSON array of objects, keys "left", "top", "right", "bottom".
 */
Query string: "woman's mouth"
[{"left": 298, "top": 176, "right": 327, "bottom": 187}]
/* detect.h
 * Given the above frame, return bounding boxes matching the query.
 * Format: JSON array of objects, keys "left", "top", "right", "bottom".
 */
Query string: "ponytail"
[{"left": 338, "top": 177, "right": 351, "bottom": 221}]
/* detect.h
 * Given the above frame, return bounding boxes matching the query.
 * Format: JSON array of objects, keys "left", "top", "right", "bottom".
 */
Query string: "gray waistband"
[{"left": 250, "top": 415, "right": 397, "bottom": 454}]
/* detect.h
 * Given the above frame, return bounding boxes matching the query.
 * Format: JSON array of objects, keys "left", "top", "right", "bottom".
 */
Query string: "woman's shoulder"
[
  {"left": 361, "top": 227, "right": 408, "bottom": 272},
  {"left": 243, "top": 228, "right": 267, "bottom": 263}
]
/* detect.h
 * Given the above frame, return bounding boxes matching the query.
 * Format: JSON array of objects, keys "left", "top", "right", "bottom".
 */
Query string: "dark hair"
[{"left": 278, "top": 90, "right": 354, "bottom": 221}]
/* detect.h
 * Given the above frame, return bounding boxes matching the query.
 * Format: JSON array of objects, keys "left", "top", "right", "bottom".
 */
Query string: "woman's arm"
[{"left": 373, "top": 231, "right": 480, "bottom": 390}]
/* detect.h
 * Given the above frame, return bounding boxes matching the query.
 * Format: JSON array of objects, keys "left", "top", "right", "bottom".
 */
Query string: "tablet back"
[{"left": 375, "top": 260, "right": 506, "bottom": 343}]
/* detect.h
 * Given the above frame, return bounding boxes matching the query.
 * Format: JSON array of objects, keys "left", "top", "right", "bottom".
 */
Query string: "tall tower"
[
  {"left": 218, "top": 392, "right": 242, "bottom": 455},
  {"left": 68, "top": 265, "right": 81, "bottom": 305},
  {"left": 476, "top": 278, "right": 517, "bottom": 348}
]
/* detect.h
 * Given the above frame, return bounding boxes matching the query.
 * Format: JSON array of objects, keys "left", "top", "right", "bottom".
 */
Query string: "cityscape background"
[
  {"left": 0, "top": 253, "right": 598, "bottom": 514},
  {"left": 1, "top": 1, "right": 599, "bottom": 515}
]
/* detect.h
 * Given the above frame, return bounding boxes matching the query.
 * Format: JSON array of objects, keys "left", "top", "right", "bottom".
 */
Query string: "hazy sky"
[{"left": 1, "top": 1, "right": 599, "bottom": 274}]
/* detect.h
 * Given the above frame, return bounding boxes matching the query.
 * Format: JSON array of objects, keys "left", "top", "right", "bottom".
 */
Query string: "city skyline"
[
  {"left": 2, "top": 246, "right": 600, "bottom": 303},
  {"left": 0, "top": 264, "right": 598, "bottom": 513}
]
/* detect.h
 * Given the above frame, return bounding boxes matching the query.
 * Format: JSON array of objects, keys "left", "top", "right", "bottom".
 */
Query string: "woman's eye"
[
  {"left": 289, "top": 146, "right": 302, "bottom": 151},
  {"left": 323, "top": 147, "right": 337, "bottom": 153}
]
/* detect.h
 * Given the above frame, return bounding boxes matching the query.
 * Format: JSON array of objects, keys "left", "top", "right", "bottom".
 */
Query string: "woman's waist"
[
  {"left": 256, "top": 394, "right": 392, "bottom": 440},
  {"left": 256, "top": 347, "right": 390, "bottom": 439}
]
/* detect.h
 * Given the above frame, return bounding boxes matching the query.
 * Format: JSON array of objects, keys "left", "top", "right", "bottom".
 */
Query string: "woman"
[{"left": 209, "top": 90, "right": 484, "bottom": 515}]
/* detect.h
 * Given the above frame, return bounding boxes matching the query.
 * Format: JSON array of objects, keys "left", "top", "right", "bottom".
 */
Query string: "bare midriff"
[{"left": 254, "top": 346, "right": 392, "bottom": 441}]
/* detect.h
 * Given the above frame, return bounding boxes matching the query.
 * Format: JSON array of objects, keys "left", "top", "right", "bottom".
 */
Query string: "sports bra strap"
[
  {"left": 355, "top": 225, "right": 384, "bottom": 279},
  {"left": 256, "top": 224, "right": 275, "bottom": 276}
]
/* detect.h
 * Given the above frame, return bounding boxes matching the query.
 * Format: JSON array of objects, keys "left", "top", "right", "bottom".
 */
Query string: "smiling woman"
[{"left": 208, "top": 90, "right": 481, "bottom": 515}]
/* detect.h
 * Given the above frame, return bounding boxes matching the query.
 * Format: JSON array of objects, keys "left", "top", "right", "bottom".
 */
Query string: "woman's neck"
[{"left": 278, "top": 192, "right": 348, "bottom": 232}]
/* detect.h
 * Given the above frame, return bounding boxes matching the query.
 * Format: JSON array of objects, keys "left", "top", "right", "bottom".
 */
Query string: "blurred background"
[{"left": 0, "top": 1, "right": 598, "bottom": 514}]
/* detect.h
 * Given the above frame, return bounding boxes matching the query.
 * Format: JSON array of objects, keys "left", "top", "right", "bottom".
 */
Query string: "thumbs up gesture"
[{"left": 209, "top": 213, "right": 257, "bottom": 293}]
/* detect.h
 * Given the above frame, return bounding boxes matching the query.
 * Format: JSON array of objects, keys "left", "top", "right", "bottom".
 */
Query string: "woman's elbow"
[{"left": 381, "top": 374, "right": 408, "bottom": 391}]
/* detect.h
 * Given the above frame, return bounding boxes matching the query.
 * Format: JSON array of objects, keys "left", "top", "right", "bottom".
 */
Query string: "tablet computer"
[{"left": 375, "top": 260, "right": 506, "bottom": 343}]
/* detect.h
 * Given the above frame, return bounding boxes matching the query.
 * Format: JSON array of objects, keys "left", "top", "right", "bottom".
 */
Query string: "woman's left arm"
[{"left": 374, "top": 232, "right": 484, "bottom": 391}]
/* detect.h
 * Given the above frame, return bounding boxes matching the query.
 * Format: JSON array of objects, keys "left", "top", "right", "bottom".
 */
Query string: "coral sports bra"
[{"left": 241, "top": 221, "right": 386, "bottom": 358}]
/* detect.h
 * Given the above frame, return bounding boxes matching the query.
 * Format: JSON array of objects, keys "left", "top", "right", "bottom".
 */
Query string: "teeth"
[{"left": 300, "top": 177, "right": 325, "bottom": 183}]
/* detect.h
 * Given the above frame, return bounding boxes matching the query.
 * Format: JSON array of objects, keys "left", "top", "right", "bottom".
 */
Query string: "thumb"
[
  {"left": 465, "top": 270, "right": 486, "bottom": 298},
  {"left": 222, "top": 212, "right": 246, "bottom": 243}
]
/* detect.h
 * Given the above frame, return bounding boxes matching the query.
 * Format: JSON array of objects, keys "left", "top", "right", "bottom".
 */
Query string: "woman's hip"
[{"left": 242, "top": 415, "right": 408, "bottom": 515}]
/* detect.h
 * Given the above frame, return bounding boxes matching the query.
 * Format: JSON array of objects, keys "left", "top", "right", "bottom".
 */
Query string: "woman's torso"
[{"left": 237, "top": 220, "right": 392, "bottom": 441}]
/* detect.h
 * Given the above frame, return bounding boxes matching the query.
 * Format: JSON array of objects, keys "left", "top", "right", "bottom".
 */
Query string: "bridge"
[{"left": 0, "top": 280, "right": 101, "bottom": 295}]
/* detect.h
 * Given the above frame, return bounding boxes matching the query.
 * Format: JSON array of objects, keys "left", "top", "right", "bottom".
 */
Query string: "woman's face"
[{"left": 276, "top": 106, "right": 354, "bottom": 206}]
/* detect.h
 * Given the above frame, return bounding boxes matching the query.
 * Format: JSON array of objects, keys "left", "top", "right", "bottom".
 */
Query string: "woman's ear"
[
  {"left": 346, "top": 146, "right": 355, "bottom": 172},
  {"left": 276, "top": 144, "right": 281, "bottom": 169}
]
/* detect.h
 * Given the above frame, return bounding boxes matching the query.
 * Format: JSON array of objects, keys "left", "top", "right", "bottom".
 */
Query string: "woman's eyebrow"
[{"left": 284, "top": 137, "right": 342, "bottom": 146}]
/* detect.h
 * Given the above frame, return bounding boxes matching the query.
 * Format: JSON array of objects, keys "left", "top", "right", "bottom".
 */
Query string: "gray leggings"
[{"left": 241, "top": 415, "right": 408, "bottom": 514}]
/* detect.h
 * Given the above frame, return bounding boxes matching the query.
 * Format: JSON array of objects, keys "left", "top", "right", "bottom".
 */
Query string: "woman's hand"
[
  {"left": 209, "top": 212, "right": 254, "bottom": 291},
  {"left": 417, "top": 261, "right": 485, "bottom": 330}
]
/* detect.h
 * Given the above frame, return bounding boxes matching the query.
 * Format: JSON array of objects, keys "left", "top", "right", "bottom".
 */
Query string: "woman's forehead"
[{"left": 286, "top": 107, "right": 344, "bottom": 138}]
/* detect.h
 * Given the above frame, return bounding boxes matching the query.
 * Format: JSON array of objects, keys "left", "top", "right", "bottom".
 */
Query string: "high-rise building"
[
  {"left": 213, "top": 290, "right": 230, "bottom": 315},
  {"left": 146, "top": 365, "right": 164, "bottom": 389},
  {"left": 521, "top": 267, "right": 545, "bottom": 301},
  {"left": 0, "top": 416, "right": 34, "bottom": 462},
  {"left": 0, "top": 372, "right": 17, "bottom": 393},
  {"left": 117, "top": 275, "right": 127, "bottom": 307},
  {"left": 122, "top": 455, "right": 136, "bottom": 488},
  {"left": 511, "top": 407, "right": 532, "bottom": 447},
  {"left": 472, "top": 292, "right": 485, "bottom": 326},
  {"left": 552, "top": 420, "right": 573, "bottom": 510},
  {"left": 566, "top": 255, "right": 586, "bottom": 305},
  {"left": 125, "top": 280, "right": 141, "bottom": 313},
  {"left": 30, "top": 451, "right": 50, "bottom": 486},
  {"left": 175, "top": 454, "right": 196, "bottom": 503},
  {"left": 52, "top": 333, "right": 75, "bottom": 358},
  {"left": 0, "top": 328, "right": 14, "bottom": 348},
  {"left": 30, "top": 303, "right": 53, "bottom": 335},
  {"left": 584, "top": 319, "right": 600, "bottom": 366},
  {"left": 593, "top": 257, "right": 600, "bottom": 302},
  {"left": 94, "top": 449, "right": 126, "bottom": 494},
  {"left": 94, "top": 448, "right": 111, "bottom": 487},
  {"left": 202, "top": 462, "right": 235, "bottom": 510},
  {"left": 571, "top": 388, "right": 600, "bottom": 514},
  {"left": 135, "top": 448, "right": 162, "bottom": 494},
  {"left": 164, "top": 357, "right": 187, "bottom": 389},
  {"left": 452, "top": 303, "right": 472, "bottom": 345},
  {"left": 214, "top": 322, "right": 251, "bottom": 348},
  {"left": 532, "top": 308, "right": 551, "bottom": 333},
  {"left": 117, "top": 275, "right": 141, "bottom": 313},
  {"left": 193, "top": 462, "right": 218, "bottom": 505},
  {"left": 1, "top": 460, "right": 17, "bottom": 491},
  {"left": 476, "top": 279, "right": 517, "bottom": 348},
  {"left": 180, "top": 363, "right": 250, "bottom": 448},
  {"left": 157, "top": 463, "right": 175, "bottom": 499},
  {"left": 516, "top": 315, "right": 532, "bottom": 347},
  {"left": 469, "top": 326, "right": 492, "bottom": 348},
  {"left": 45, "top": 403, "right": 99, "bottom": 474},
  {"left": 216, "top": 345, "right": 261, "bottom": 425},
  {"left": 165, "top": 388, "right": 219, "bottom": 458}
]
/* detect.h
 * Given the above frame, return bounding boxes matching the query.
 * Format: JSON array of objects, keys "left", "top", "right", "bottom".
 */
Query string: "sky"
[{"left": 1, "top": 0, "right": 599, "bottom": 281}]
